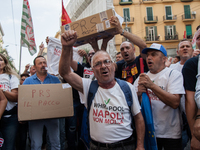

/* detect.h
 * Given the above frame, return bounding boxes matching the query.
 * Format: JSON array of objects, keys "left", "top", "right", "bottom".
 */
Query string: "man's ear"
[{"left": 176, "top": 50, "right": 179, "bottom": 55}]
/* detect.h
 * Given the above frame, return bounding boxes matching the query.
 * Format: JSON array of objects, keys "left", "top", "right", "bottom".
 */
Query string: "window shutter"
[
  {"left": 146, "top": 27, "right": 148, "bottom": 37},
  {"left": 154, "top": 26, "right": 157, "bottom": 36},
  {"left": 173, "top": 25, "right": 176, "bottom": 35}
]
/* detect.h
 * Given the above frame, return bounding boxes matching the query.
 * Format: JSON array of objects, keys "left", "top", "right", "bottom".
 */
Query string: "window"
[
  {"left": 146, "top": 7, "right": 153, "bottom": 21},
  {"left": 165, "top": 6, "right": 172, "bottom": 20},
  {"left": 123, "top": 8, "right": 130, "bottom": 22},
  {"left": 145, "top": 26, "right": 157, "bottom": 41},
  {"left": 123, "top": 27, "right": 131, "bottom": 41},
  {"left": 186, "top": 25, "right": 192, "bottom": 38},
  {"left": 184, "top": 5, "right": 191, "bottom": 19},
  {"left": 165, "top": 25, "right": 177, "bottom": 40},
  {"left": 124, "top": 27, "right": 131, "bottom": 32}
]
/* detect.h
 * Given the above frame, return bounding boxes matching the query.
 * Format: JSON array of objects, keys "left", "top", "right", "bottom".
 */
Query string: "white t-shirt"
[
  {"left": 83, "top": 67, "right": 94, "bottom": 79},
  {"left": 134, "top": 67, "right": 185, "bottom": 139},
  {"left": 170, "top": 62, "right": 186, "bottom": 112},
  {"left": 170, "top": 62, "right": 183, "bottom": 72},
  {"left": 0, "top": 74, "right": 19, "bottom": 111},
  {"left": 79, "top": 78, "right": 141, "bottom": 143}
]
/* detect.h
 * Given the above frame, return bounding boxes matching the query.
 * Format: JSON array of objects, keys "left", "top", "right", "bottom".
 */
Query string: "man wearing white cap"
[{"left": 134, "top": 43, "right": 185, "bottom": 149}]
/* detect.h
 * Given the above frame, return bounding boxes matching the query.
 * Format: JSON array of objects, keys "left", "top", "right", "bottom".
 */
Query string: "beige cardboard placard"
[
  {"left": 61, "top": 9, "right": 117, "bottom": 46},
  {"left": 18, "top": 84, "right": 73, "bottom": 121}
]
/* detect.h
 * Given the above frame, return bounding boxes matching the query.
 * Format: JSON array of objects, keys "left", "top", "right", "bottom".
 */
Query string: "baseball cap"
[{"left": 142, "top": 43, "right": 167, "bottom": 56}]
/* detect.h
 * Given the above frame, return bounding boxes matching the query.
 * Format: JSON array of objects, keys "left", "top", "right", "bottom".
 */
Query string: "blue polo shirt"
[{"left": 23, "top": 73, "right": 60, "bottom": 85}]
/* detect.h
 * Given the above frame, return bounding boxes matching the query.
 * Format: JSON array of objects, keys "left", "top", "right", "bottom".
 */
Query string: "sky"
[{"left": 0, "top": 0, "right": 69, "bottom": 73}]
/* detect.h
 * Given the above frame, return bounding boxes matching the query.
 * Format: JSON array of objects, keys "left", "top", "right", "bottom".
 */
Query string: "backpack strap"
[
  {"left": 115, "top": 78, "right": 133, "bottom": 108},
  {"left": 87, "top": 80, "right": 99, "bottom": 112},
  {"left": 88, "top": 79, "right": 133, "bottom": 109}
]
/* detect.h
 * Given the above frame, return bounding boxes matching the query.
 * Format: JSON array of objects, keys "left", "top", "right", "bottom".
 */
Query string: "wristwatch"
[{"left": 120, "top": 29, "right": 125, "bottom": 36}]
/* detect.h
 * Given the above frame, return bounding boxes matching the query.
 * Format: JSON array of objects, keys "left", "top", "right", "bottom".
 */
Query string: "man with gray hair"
[{"left": 59, "top": 28, "right": 145, "bottom": 150}]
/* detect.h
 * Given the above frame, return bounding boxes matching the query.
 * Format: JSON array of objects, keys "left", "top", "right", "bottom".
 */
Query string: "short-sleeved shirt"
[
  {"left": 182, "top": 55, "right": 198, "bottom": 92},
  {"left": 134, "top": 67, "right": 185, "bottom": 139},
  {"left": 0, "top": 74, "right": 19, "bottom": 111},
  {"left": 72, "top": 63, "right": 94, "bottom": 101},
  {"left": 79, "top": 78, "right": 141, "bottom": 143},
  {"left": 23, "top": 73, "right": 60, "bottom": 85},
  {"left": 115, "top": 55, "right": 148, "bottom": 84}
]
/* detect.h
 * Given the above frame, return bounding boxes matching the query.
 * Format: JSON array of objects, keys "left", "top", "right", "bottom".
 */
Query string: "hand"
[
  {"left": 101, "top": 35, "right": 114, "bottom": 51},
  {"left": 136, "top": 146, "right": 145, "bottom": 150},
  {"left": 193, "top": 118, "right": 200, "bottom": 141},
  {"left": 165, "top": 57, "right": 172, "bottom": 67},
  {"left": 193, "top": 49, "right": 200, "bottom": 57},
  {"left": 39, "top": 42, "right": 44, "bottom": 51},
  {"left": 25, "top": 64, "right": 30, "bottom": 71},
  {"left": 46, "top": 36, "right": 49, "bottom": 45},
  {"left": 110, "top": 16, "right": 123, "bottom": 35},
  {"left": 191, "top": 135, "right": 200, "bottom": 150},
  {"left": 61, "top": 30, "right": 77, "bottom": 47},
  {"left": 138, "top": 73, "right": 154, "bottom": 89},
  {"left": 0, "top": 89, "right": 4, "bottom": 95},
  {"left": 137, "top": 84, "right": 147, "bottom": 98},
  {"left": 78, "top": 49, "right": 87, "bottom": 57},
  {"left": 88, "top": 38, "right": 99, "bottom": 52}
]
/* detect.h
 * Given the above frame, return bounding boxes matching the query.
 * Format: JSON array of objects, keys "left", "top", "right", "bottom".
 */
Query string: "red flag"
[
  {"left": 140, "top": 58, "right": 144, "bottom": 73},
  {"left": 61, "top": 0, "right": 71, "bottom": 26},
  {"left": 184, "top": 31, "right": 186, "bottom": 39}
]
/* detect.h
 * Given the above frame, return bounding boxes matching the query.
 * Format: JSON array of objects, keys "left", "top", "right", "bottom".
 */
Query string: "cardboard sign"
[
  {"left": 18, "top": 84, "right": 74, "bottom": 121},
  {"left": 61, "top": 9, "right": 117, "bottom": 46}
]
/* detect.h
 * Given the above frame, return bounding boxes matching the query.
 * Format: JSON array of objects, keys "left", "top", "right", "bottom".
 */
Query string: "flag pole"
[{"left": 19, "top": 38, "right": 22, "bottom": 75}]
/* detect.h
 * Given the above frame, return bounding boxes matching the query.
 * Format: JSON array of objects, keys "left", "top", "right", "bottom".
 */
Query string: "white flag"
[{"left": 21, "top": 0, "right": 37, "bottom": 55}]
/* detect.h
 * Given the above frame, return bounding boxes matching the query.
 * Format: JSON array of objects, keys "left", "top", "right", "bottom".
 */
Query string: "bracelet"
[
  {"left": 120, "top": 29, "right": 124, "bottom": 36},
  {"left": 195, "top": 115, "right": 200, "bottom": 120}
]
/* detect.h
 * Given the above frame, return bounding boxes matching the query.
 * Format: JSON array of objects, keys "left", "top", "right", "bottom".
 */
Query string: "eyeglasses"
[
  {"left": 21, "top": 79, "right": 25, "bottom": 81},
  {"left": 93, "top": 60, "right": 112, "bottom": 68},
  {"left": 88, "top": 52, "right": 95, "bottom": 57}
]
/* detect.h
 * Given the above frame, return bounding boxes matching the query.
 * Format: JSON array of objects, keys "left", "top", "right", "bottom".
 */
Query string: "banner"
[{"left": 21, "top": 0, "right": 37, "bottom": 56}]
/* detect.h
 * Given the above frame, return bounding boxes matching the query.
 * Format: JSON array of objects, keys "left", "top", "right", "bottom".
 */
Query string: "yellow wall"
[{"left": 114, "top": 0, "right": 200, "bottom": 56}]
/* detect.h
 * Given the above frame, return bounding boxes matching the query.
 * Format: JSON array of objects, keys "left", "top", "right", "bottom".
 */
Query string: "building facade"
[{"left": 114, "top": 0, "right": 200, "bottom": 57}]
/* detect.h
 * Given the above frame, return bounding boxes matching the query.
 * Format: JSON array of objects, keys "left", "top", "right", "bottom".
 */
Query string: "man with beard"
[{"left": 23, "top": 56, "right": 60, "bottom": 150}]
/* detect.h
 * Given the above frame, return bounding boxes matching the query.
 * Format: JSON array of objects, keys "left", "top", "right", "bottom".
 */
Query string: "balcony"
[
  {"left": 145, "top": 36, "right": 160, "bottom": 42},
  {"left": 163, "top": 15, "right": 177, "bottom": 23},
  {"left": 183, "top": 35, "right": 193, "bottom": 39},
  {"left": 181, "top": 0, "right": 193, "bottom": 2},
  {"left": 161, "top": 0, "right": 175, "bottom": 2},
  {"left": 119, "top": 0, "right": 133, "bottom": 5},
  {"left": 122, "top": 17, "right": 134, "bottom": 25},
  {"left": 182, "top": 14, "right": 196, "bottom": 22},
  {"left": 143, "top": 0, "right": 156, "bottom": 3},
  {"left": 144, "top": 16, "right": 158, "bottom": 24},
  {"left": 122, "top": 37, "right": 130, "bottom": 42},
  {"left": 165, "top": 35, "right": 178, "bottom": 40}
]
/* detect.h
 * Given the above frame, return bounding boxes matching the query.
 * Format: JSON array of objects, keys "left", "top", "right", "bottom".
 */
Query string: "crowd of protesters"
[{"left": 0, "top": 13, "right": 200, "bottom": 150}]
